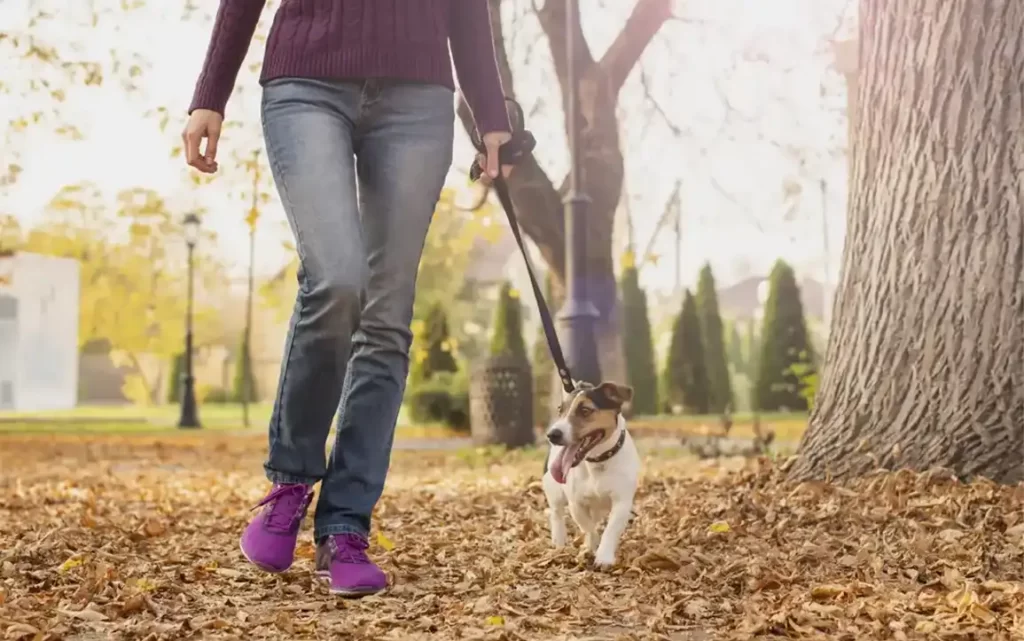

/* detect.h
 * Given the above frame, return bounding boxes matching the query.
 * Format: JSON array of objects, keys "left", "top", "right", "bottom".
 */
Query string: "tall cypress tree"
[
  {"left": 695, "top": 263, "right": 733, "bottom": 412},
  {"left": 489, "top": 281, "right": 527, "bottom": 360},
  {"left": 726, "top": 319, "right": 744, "bottom": 374},
  {"left": 620, "top": 265, "right": 659, "bottom": 415},
  {"left": 414, "top": 302, "right": 458, "bottom": 381},
  {"left": 754, "top": 260, "right": 814, "bottom": 411},
  {"left": 664, "top": 290, "right": 710, "bottom": 414},
  {"left": 745, "top": 318, "right": 759, "bottom": 380}
]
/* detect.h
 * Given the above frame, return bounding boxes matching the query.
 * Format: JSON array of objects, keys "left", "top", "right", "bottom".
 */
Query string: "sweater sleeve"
[
  {"left": 449, "top": 0, "right": 511, "bottom": 136},
  {"left": 188, "top": 0, "right": 266, "bottom": 117}
]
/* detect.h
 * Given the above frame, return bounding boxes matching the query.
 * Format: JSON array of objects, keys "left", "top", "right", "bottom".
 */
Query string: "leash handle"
[
  {"left": 469, "top": 98, "right": 536, "bottom": 182},
  {"left": 468, "top": 97, "right": 575, "bottom": 395}
]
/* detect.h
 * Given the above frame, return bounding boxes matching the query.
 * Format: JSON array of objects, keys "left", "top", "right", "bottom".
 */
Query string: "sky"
[{"left": 1, "top": 0, "right": 855, "bottom": 296}]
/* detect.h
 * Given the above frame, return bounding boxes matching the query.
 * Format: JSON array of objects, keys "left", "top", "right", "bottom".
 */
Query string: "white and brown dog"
[{"left": 541, "top": 381, "right": 639, "bottom": 568}]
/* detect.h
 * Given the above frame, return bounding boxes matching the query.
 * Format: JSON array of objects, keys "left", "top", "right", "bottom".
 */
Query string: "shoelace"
[
  {"left": 254, "top": 485, "right": 311, "bottom": 532},
  {"left": 330, "top": 534, "right": 371, "bottom": 565}
]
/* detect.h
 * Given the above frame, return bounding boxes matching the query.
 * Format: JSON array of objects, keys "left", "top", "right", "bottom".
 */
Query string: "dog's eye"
[{"left": 577, "top": 405, "right": 593, "bottom": 418}]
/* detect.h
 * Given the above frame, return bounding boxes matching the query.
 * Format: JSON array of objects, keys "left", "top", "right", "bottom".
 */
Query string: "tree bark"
[
  {"left": 790, "top": 0, "right": 1024, "bottom": 483},
  {"left": 459, "top": 0, "right": 672, "bottom": 388}
]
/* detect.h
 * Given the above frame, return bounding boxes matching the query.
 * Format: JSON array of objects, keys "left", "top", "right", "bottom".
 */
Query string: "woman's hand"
[
  {"left": 476, "top": 131, "right": 514, "bottom": 184},
  {"left": 182, "top": 109, "right": 224, "bottom": 174}
]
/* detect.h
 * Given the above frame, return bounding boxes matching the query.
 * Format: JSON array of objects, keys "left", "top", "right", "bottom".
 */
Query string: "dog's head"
[{"left": 546, "top": 381, "right": 633, "bottom": 484}]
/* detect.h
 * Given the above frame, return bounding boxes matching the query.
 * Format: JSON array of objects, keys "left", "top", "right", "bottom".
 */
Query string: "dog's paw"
[{"left": 593, "top": 551, "right": 616, "bottom": 569}]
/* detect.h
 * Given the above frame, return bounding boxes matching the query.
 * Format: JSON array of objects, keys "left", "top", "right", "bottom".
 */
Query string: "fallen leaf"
[
  {"left": 376, "top": 531, "right": 396, "bottom": 551},
  {"left": 708, "top": 521, "right": 731, "bottom": 534}
]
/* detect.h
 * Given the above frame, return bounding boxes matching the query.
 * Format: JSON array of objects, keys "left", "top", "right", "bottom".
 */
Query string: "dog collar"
[{"left": 586, "top": 429, "right": 626, "bottom": 464}]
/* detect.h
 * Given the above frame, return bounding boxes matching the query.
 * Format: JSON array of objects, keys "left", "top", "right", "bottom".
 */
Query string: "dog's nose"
[{"left": 547, "top": 428, "right": 565, "bottom": 446}]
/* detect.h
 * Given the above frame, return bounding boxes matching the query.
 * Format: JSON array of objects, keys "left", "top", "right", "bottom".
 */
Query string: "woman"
[{"left": 182, "top": 0, "right": 511, "bottom": 597}]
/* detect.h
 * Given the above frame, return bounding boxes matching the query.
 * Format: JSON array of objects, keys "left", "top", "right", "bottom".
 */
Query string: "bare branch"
[
  {"left": 598, "top": 0, "right": 673, "bottom": 96},
  {"left": 535, "top": 0, "right": 596, "bottom": 91}
]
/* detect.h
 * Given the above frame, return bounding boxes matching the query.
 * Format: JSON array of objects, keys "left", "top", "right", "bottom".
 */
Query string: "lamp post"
[
  {"left": 556, "top": 0, "right": 602, "bottom": 385},
  {"left": 178, "top": 212, "right": 202, "bottom": 429}
]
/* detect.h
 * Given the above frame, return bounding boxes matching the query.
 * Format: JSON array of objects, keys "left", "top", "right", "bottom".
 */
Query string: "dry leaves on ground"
[{"left": 1, "top": 433, "right": 1023, "bottom": 640}]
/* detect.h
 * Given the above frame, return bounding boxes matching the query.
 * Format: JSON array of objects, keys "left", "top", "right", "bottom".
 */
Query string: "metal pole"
[
  {"left": 556, "top": 0, "right": 601, "bottom": 386},
  {"left": 178, "top": 242, "right": 201, "bottom": 428}
]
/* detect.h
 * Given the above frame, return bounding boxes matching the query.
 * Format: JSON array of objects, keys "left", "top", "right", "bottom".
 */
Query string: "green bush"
[
  {"left": 410, "top": 302, "right": 459, "bottom": 385},
  {"left": 166, "top": 353, "right": 184, "bottom": 403},
  {"left": 406, "top": 370, "right": 469, "bottom": 432},
  {"left": 620, "top": 265, "right": 659, "bottom": 415},
  {"left": 726, "top": 318, "right": 745, "bottom": 375},
  {"left": 695, "top": 263, "right": 733, "bottom": 413},
  {"left": 663, "top": 289, "right": 710, "bottom": 414},
  {"left": 489, "top": 281, "right": 527, "bottom": 360},
  {"left": 202, "top": 386, "right": 231, "bottom": 404},
  {"left": 754, "top": 260, "right": 815, "bottom": 412}
]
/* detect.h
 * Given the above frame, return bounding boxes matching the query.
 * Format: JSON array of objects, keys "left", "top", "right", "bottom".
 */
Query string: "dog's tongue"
[{"left": 551, "top": 443, "right": 582, "bottom": 484}]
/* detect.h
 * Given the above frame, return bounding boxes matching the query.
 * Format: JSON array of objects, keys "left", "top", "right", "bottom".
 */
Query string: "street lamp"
[
  {"left": 178, "top": 212, "right": 202, "bottom": 429},
  {"left": 556, "top": 0, "right": 602, "bottom": 385}
]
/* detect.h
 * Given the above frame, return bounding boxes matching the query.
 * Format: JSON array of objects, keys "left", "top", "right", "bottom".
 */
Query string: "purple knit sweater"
[{"left": 189, "top": 0, "right": 510, "bottom": 135}]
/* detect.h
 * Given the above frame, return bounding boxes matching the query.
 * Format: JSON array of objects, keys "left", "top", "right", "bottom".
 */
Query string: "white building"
[{"left": 0, "top": 252, "right": 80, "bottom": 411}]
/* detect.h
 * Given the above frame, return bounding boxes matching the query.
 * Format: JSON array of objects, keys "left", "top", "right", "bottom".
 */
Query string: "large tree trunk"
[
  {"left": 459, "top": 0, "right": 672, "bottom": 388},
  {"left": 790, "top": 0, "right": 1024, "bottom": 482}
]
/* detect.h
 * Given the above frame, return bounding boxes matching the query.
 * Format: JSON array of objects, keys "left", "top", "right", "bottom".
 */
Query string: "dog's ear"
[{"left": 597, "top": 382, "right": 633, "bottom": 407}]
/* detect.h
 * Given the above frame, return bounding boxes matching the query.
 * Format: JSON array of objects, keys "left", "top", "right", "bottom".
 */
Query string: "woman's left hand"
[{"left": 477, "top": 131, "right": 514, "bottom": 184}]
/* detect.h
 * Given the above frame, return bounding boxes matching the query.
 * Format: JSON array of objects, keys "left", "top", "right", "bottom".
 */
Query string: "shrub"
[
  {"left": 620, "top": 265, "right": 659, "bottom": 415},
  {"left": 754, "top": 260, "right": 815, "bottom": 412},
  {"left": 410, "top": 302, "right": 458, "bottom": 384},
  {"left": 406, "top": 370, "right": 469, "bottom": 432},
  {"left": 663, "top": 290, "right": 710, "bottom": 414},
  {"left": 166, "top": 353, "right": 184, "bottom": 403},
  {"left": 695, "top": 263, "right": 733, "bottom": 412},
  {"left": 489, "top": 281, "right": 527, "bottom": 360}
]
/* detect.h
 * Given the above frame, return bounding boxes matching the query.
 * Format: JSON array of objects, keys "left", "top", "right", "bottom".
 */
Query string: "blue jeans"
[{"left": 260, "top": 78, "right": 454, "bottom": 541}]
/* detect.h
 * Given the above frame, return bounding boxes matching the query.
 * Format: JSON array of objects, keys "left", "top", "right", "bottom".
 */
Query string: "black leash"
[{"left": 469, "top": 98, "right": 575, "bottom": 395}]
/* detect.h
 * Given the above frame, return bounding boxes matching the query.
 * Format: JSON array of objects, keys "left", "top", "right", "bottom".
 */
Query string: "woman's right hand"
[{"left": 182, "top": 109, "right": 223, "bottom": 174}]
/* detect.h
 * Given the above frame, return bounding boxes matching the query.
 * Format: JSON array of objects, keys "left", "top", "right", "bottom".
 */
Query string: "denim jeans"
[{"left": 260, "top": 77, "right": 454, "bottom": 541}]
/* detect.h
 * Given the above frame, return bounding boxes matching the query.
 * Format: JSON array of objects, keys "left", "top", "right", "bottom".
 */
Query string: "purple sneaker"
[
  {"left": 315, "top": 534, "right": 387, "bottom": 597},
  {"left": 239, "top": 483, "right": 314, "bottom": 573}
]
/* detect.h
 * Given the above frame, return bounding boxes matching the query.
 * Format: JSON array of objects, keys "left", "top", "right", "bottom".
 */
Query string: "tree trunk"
[
  {"left": 790, "top": 0, "right": 1024, "bottom": 483},
  {"left": 459, "top": 0, "right": 672, "bottom": 390}
]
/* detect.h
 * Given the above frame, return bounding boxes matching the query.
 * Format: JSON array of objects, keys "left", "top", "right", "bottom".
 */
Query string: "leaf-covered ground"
[{"left": 2, "top": 433, "right": 1023, "bottom": 640}]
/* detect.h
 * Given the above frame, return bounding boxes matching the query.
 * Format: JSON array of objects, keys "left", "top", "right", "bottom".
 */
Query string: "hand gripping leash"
[{"left": 469, "top": 98, "right": 576, "bottom": 395}]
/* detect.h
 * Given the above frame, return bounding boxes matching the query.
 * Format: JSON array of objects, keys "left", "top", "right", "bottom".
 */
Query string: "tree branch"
[
  {"left": 535, "top": 0, "right": 595, "bottom": 92},
  {"left": 599, "top": 0, "right": 673, "bottom": 96}
]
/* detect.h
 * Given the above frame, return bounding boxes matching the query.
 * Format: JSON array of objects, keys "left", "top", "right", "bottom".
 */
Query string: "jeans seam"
[
  {"left": 315, "top": 523, "right": 368, "bottom": 541},
  {"left": 264, "top": 470, "right": 320, "bottom": 486},
  {"left": 262, "top": 92, "right": 309, "bottom": 454}
]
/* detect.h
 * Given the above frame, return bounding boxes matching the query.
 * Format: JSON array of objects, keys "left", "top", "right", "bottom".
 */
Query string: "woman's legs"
[
  {"left": 313, "top": 80, "right": 454, "bottom": 544},
  {"left": 241, "top": 78, "right": 366, "bottom": 572}
]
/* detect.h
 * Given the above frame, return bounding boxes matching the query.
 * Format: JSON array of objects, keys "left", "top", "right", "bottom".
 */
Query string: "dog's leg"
[
  {"left": 594, "top": 496, "right": 634, "bottom": 568},
  {"left": 542, "top": 475, "right": 569, "bottom": 548},
  {"left": 582, "top": 506, "right": 601, "bottom": 553},
  {"left": 567, "top": 501, "right": 599, "bottom": 552}
]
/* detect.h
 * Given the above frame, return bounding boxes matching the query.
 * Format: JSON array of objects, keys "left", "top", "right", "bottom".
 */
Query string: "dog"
[{"left": 541, "top": 381, "right": 639, "bottom": 568}]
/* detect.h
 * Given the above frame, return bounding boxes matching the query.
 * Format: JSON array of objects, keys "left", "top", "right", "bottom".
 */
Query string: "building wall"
[{"left": 5, "top": 253, "right": 80, "bottom": 411}]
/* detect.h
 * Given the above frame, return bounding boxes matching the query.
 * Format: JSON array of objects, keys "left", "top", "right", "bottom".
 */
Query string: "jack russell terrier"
[{"left": 541, "top": 381, "right": 639, "bottom": 568}]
